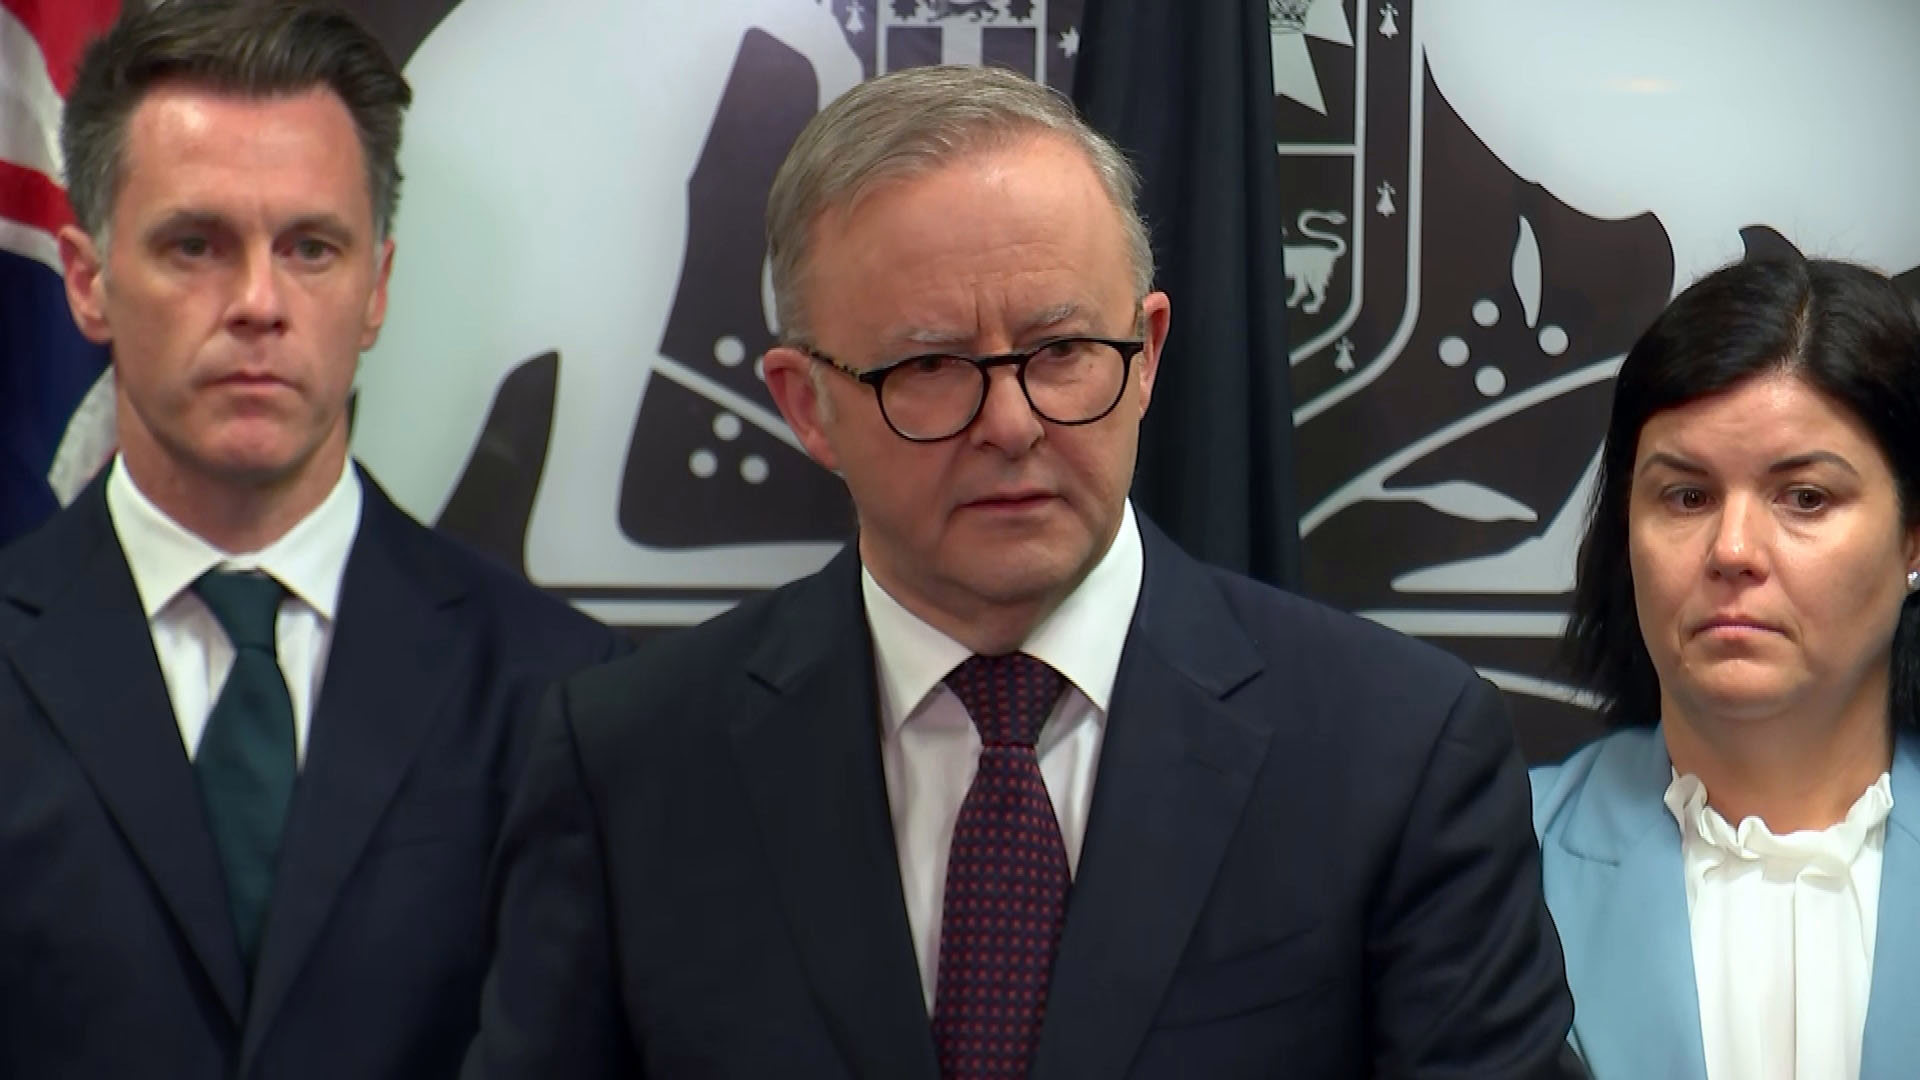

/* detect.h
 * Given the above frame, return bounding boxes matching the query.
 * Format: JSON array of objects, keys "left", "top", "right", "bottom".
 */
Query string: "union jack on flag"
[{"left": 1, "top": 0, "right": 120, "bottom": 547}]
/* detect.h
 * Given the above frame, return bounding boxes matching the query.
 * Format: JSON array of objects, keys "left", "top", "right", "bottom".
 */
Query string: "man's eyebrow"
[
  {"left": 142, "top": 209, "right": 359, "bottom": 246},
  {"left": 888, "top": 326, "right": 974, "bottom": 350},
  {"left": 879, "top": 301, "right": 1097, "bottom": 353},
  {"left": 1017, "top": 302, "right": 1088, "bottom": 336},
  {"left": 282, "top": 213, "right": 357, "bottom": 244},
  {"left": 145, "top": 209, "right": 229, "bottom": 237}
]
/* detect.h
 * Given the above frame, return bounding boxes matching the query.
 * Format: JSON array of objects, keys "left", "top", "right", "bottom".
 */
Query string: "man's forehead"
[
  {"left": 817, "top": 234, "right": 1130, "bottom": 353},
  {"left": 832, "top": 132, "right": 1100, "bottom": 217},
  {"left": 119, "top": 83, "right": 364, "bottom": 182},
  {"left": 799, "top": 134, "right": 1132, "bottom": 344},
  {"left": 127, "top": 79, "right": 356, "bottom": 136},
  {"left": 115, "top": 83, "right": 371, "bottom": 215}
]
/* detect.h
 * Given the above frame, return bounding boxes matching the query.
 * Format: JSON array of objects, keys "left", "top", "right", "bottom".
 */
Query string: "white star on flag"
[{"left": 1272, "top": 0, "right": 1352, "bottom": 115}]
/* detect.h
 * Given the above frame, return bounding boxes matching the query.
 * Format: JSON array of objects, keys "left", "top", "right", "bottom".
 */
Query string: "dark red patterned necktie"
[{"left": 931, "top": 652, "right": 1070, "bottom": 1079}]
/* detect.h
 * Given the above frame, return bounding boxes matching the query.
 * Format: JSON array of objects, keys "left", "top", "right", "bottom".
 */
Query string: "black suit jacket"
[
  {"left": 465, "top": 520, "right": 1577, "bottom": 1079},
  {"left": 0, "top": 468, "right": 626, "bottom": 1080}
]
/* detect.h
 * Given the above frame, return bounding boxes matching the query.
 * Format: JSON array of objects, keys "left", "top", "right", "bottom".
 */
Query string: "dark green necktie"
[{"left": 192, "top": 570, "right": 296, "bottom": 971}]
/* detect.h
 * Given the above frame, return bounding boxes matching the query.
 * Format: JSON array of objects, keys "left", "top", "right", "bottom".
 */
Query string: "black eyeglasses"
[{"left": 803, "top": 335, "right": 1147, "bottom": 442}]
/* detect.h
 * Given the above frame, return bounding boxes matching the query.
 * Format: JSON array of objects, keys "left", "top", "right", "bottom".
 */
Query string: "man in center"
[{"left": 465, "top": 64, "right": 1577, "bottom": 1079}]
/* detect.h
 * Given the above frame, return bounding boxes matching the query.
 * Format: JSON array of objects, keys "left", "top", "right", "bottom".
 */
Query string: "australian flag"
[{"left": 1, "top": 0, "right": 121, "bottom": 547}]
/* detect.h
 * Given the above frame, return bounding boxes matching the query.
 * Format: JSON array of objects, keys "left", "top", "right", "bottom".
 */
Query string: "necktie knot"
[
  {"left": 194, "top": 571, "right": 284, "bottom": 653},
  {"left": 945, "top": 652, "right": 1063, "bottom": 748}
]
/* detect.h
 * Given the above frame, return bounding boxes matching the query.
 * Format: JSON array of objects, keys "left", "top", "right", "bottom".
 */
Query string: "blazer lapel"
[
  {"left": 729, "top": 549, "right": 940, "bottom": 1080},
  {"left": 2, "top": 484, "right": 248, "bottom": 1023},
  {"left": 1548, "top": 730, "right": 1707, "bottom": 1080},
  {"left": 1861, "top": 734, "right": 1920, "bottom": 1076},
  {"left": 1033, "top": 526, "right": 1271, "bottom": 1080},
  {"left": 239, "top": 476, "right": 468, "bottom": 1069}
]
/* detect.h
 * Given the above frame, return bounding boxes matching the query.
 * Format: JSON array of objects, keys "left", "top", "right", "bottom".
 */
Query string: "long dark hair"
[{"left": 1566, "top": 257, "right": 1920, "bottom": 728}]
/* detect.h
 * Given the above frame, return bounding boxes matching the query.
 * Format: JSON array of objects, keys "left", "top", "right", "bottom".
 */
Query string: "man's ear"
[
  {"left": 359, "top": 235, "right": 396, "bottom": 350},
  {"left": 58, "top": 225, "right": 113, "bottom": 345},
  {"left": 1132, "top": 289, "right": 1171, "bottom": 415},
  {"left": 762, "top": 345, "right": 840, "bottom": 472}
]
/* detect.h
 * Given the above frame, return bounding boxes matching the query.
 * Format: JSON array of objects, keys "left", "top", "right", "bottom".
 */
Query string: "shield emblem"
[
  {"left": 1278, "top": 0, "right": 1670, "bottom": 756},
  {"left": 877, "top": 0, "right": 1072, "bottom": 80}
]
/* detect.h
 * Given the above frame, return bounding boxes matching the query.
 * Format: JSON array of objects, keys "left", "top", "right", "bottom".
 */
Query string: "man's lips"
[
  {"left": 959, "top": 490, "right": 1056, "bottom": 509},
  {"left": 207, "top": 370, "right": 292, "bottom": 388}
]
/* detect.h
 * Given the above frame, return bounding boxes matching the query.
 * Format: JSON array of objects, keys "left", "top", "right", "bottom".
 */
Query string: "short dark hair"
[
  {"left": 61, "top": 0, "right": 411, "bottom": 242},
  {"left": 1567, "top": 257, "right": 1920, "bottom": 730}
]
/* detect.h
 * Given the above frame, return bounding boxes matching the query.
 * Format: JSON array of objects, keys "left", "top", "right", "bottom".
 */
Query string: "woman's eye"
[
  {"left": 1665, "top": 487, "right": 1706, "bottom": 511},
  {"left": 1788, "top": 488, "right": 1828, "bottom": 512}
]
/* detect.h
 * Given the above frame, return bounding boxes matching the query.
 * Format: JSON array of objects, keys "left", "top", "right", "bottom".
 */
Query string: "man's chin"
[
  {"left": 953, "top": 548, "right": 1090, "bottom": 608},
  {"left": 193, "top": 440, "right": 326, "bottom": 491}
]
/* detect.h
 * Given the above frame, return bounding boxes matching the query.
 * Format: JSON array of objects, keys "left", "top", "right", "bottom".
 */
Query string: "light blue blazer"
[{"left": 1532, "top": 727, "right": 1920, "bottom": 1079}]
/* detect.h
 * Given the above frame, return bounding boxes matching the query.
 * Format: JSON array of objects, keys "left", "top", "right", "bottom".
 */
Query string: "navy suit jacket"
[
  {"left": 0, "top": 468, "right": 625, "bottom": 1079},
  {"left": 464, "top": 520, "right": 1579, "bottom": 1079}
]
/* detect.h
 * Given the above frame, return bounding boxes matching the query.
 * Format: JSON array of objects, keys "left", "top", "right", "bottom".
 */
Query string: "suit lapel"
[
  {"left": 729, "top": 550, "right": 940, "bottom": 1080},
  {"left": 1033, "top": 527, "right": 1270, "bottom": 1080},
  {"left": 239, "top": 475, "right": 468, "bottom": 1069},
  {"left": 2, "top": 483, "right": 248, "bottom": 1023},
  {"left": 1549, "top": 731, "right": 1707, "bottom": 1080},
  {"left": 1861, "top": 734, "right": 1920, "bottom": 1075}
]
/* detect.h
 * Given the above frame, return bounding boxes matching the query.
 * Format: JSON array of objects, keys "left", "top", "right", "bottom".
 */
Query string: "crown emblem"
[{"left": 1269, "top": 0, "right": 1313, "bottom": 34}]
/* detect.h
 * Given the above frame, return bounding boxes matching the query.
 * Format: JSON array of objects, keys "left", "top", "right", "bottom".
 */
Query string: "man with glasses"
[
  {"left": 465, "top": 64, "right": 1579, "bottom": 1080},
  {"left": 800, "top": 329, "right": 1149, "bottom": 444}
]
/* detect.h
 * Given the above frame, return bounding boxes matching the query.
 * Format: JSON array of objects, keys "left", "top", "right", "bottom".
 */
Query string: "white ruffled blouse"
[{"left": 1664, "top": 770, "right": 1894, "bottom": 1080}]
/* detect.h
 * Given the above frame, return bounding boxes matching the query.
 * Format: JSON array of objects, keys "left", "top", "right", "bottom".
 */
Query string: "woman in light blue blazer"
[{"left": 1535, "top": 257, "right": 1920, "bottom": 1080}]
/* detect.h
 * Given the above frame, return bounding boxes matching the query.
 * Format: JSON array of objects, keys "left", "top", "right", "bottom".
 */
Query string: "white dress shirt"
[
  {"left": 1666, "top": 769, "right": 1893, "bottom": 1080},
  {"left": 105, "top": 455, "right": 362, "bottom": 766},
  {"left": 865, "top": 500, "right": 1144, "bottom": 1012}
]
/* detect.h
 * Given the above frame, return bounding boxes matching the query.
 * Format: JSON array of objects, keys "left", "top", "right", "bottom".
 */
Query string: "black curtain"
[{"left": 1073, "top": 0, "right": 1301, "bottom": 590}]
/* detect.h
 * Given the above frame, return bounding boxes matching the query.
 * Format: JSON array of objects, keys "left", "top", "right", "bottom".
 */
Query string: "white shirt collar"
[
  {"left": 1664, "top": 768, "right": 1894, "bottom": 880},
  {"left": 862, "top": 500, "right": 1145, "bottom": 737},
  {"left": 105, "top": 455, "right": 363, "bottom": 621}
]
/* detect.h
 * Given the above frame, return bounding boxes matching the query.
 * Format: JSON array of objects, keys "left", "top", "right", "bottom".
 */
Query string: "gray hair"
[
  {"left": 61, "top": 0, "right": 411, "bottom": 246},
  {"left": 765, "top": 64, "right": 1154, "bottom": 343}
]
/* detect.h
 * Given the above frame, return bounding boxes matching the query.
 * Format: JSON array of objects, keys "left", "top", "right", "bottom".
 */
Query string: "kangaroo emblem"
[{"left": 1283, "top": 209, "right": 1349, "bottom": 315}]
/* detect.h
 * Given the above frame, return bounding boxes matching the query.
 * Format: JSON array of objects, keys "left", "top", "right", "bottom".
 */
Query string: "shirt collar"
[
  {"left": 863, "top": 500, "right": 1145, "bottom": 738},
  {"left": 105, "top": 455, "right": 363, "bottom": 621},
  {"left": 1664, "top": 767, "right": 1894, "bottom": 879}
]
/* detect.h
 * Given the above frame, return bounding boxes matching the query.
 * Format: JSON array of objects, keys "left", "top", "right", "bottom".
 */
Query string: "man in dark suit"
[
  {"left": 0, "top": 3, "right": 624, "bottom": 1077},
  {"left": 465, "top": 64, "right": 1578, "bottom": 1079}
]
